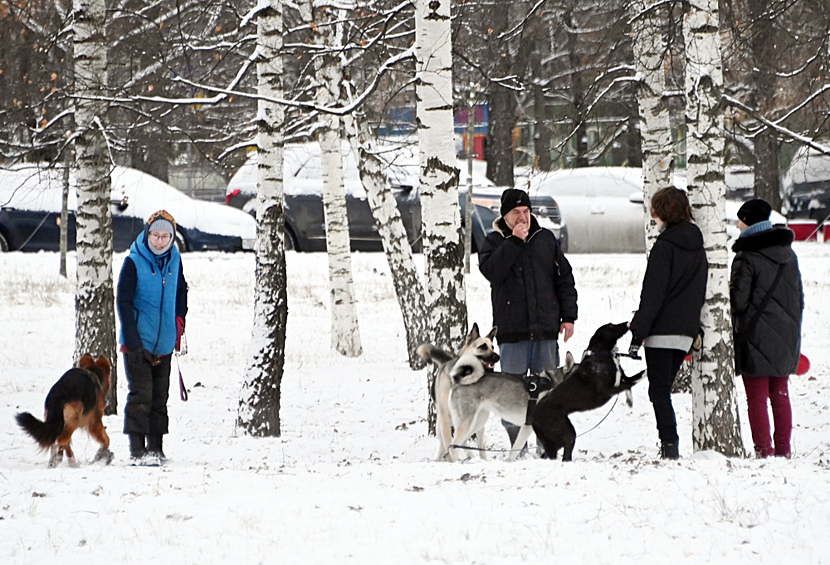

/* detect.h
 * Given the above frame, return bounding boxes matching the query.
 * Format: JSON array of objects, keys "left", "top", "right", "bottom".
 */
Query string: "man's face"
[{"left": 504, "top": 206, "right": 530, "bottom": 229}]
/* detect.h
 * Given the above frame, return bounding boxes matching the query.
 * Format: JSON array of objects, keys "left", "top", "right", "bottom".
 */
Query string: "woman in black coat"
[
  {"left": 629, "top": 187, "right": 708, "bottom": 460},
  {"left": 730, "top": 199, "right": 803, "bottom": 458}
]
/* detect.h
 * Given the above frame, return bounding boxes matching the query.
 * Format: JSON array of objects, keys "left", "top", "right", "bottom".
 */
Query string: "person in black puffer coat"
[
  {"left": 629, "top": 187, "right": 708, "bottom": 460},
  {"left": 730, "top": 198, "right": 804, "bottom": 458},
  {"left": 479, "top": 188, "right": 578, "bottom": 450}
]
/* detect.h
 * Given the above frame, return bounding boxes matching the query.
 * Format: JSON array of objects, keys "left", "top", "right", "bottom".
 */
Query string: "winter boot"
[
  {"left": 660, "top": 442, "right": 679, "bottom": 460},
  {"left": 147, "top": 434, "right": 167, "bottom": 464},
  {"left": 129, "top": 434, "right": 147, "bottom": 461}
]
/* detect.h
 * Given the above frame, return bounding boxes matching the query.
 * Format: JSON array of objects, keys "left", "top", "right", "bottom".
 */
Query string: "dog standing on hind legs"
[
  {"left": 417, "top": 323, "right": 500, "bottom": 461},
  {"left": 532, "top": 322, "right": 646, "bottom": 461},
  {"left": 15, "top": 355, "right": 114, "bottom": 467}
]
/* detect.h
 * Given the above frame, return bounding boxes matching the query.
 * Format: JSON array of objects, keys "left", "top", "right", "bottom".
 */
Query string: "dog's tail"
[
  {"left": 450, "top": 353, "right": 486, "bottom": 385},
  {"left": 416, "top": 343, "right": 454, "bottom": 367},
  {"left": 623, "top": 370, "right": 646, "bottom": 407},
  {"left": 15, "top": 411, "right": 62, "bottom": 448}
]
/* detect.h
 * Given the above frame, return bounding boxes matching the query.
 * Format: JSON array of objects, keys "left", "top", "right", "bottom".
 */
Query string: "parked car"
[
  {"left": 0, "top": 164, "right": 256, "bottom": 252},
  {"left": 226, "top": 143, "right": 498, "bottom": 252},
  {"left": 461, "top": 159, "right": 569, "bottom": 251},
  {"left": 781, "top": 146, "right": 830, "bottom": 221},
  {"left": 525, "top": 166, "right": 785, "bottom": 252},
  {"left": 526, "top": 167, "right": 647, "bottom": 253}
]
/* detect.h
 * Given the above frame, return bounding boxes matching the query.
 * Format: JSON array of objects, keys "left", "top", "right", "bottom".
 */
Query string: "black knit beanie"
[
  {"left": 737, "top": 198, "right": 772, "bottom": 226},
  {"left": 500, "top": 188, "right": 532, "bottom": 217}
]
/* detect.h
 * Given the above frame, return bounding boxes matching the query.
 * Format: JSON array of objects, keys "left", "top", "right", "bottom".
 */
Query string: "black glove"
[
  {"left": 126, "top": 348, "right": 146, "bottom": 372},
  {"left": 627, "top": 342, "right": 642, "bottom": 360}
]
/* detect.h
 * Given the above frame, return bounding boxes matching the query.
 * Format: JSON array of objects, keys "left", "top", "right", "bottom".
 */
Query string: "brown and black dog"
[{"left": 16, "top": 355, "right": 113, "bottom": 467}]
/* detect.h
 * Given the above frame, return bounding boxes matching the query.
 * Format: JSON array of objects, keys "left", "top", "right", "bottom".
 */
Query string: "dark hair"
[{"left": 650, "top": 187, "right": 693, "bottom": 227}]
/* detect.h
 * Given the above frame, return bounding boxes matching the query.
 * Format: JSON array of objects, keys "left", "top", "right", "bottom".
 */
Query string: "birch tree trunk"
[
  {"left": 415, "top": 0, "right": 466, "bottom": 435},
  {"left": 343, "top": 113, "right": 428, "bottom": 369},
  {"left": 238, "top": 0, "right": 288, "bottom": 437},
  {"left": 314, "top": 3, "right": 362, "bottom": 358},
  {"left": 414, "top": 0, "right": 466, "bottom": 352},
  {"left": 630, "top": 0, "right": 675, "bottom": 251},
  {"left": 683, "top": 0, "right": 744, "bottom": 456},
  {"left": 72, "top": 0, "right": 118, "bottom": 414}
]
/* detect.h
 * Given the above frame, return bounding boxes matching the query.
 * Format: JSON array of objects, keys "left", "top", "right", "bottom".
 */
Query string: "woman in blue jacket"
[{"left": 117, "top": 210, "right": 187, "bottom": 464}]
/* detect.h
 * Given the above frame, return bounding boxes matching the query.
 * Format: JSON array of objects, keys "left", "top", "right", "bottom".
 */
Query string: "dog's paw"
[{"left": 94, "top": 448, "right": 114, "bottom": 465}]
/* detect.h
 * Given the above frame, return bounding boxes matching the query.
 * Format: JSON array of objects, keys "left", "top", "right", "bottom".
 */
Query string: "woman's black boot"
[{"left": 129, "top": 434, "right": 147, "bottom": 460}]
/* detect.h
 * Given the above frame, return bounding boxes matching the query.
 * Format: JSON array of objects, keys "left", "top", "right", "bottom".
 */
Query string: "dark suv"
[{"left": 226, "top": 144, "right": 498, "bottom": 252}]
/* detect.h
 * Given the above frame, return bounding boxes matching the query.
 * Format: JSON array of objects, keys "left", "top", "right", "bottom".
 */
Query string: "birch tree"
[
  {"left": 414, "top": 0, "right": 466, "bottom": 352},
  {"left": 343, "top": 112, "right": 428, "bottom": 369},
  {"left": 238, "top": 0, "right": 288, "bottom": 437},
  {"left": 312, "top": 2, "right": 362, "bottom": 358},
  {"left": 630, "top": 0, "right": 675, "bottom": 250},
  {"left": 72, "top": 0, "right": 118, "bottom": 414},
  {"left": 683, "top": 0, "right": 743, "bottom": 456}
]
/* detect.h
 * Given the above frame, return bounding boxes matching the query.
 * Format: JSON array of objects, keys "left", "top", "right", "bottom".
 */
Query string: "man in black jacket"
[
  {"left": 479, "top": 188, "right": 578, "bottom": 448},
  {"left": 731, "top": 198, "right": 803, "bottom": 458}
]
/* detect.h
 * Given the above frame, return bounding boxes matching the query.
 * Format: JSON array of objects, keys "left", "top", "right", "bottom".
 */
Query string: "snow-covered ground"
[{"left": 2, "top": 243, "right": 828, "bottom": 564}]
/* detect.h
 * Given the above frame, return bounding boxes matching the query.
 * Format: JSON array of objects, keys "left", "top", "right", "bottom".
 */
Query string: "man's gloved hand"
[{"left": 628, "top": 341, "right": 642, "bottom": 360}]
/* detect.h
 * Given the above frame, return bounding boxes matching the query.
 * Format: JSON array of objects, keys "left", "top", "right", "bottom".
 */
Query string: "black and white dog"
[{"left": 532, "top": 322, "right": 645, "bottom": 461}]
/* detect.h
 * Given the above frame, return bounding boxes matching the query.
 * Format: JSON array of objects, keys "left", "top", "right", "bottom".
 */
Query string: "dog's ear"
[
  {"left": 486, "top": 326, "right": 498, "bottom": 341},
  {"left": 565, "top": 351, "right": 575, "bottom": 371},
  {"left": 94, "top": 356, "right": 111, "bottom": 375},
  {"left": 78, "top": 354, "right": 94, "bottom": 369},
  {"left": 466, "top": 323, "right": 481, "bottom": 344}
]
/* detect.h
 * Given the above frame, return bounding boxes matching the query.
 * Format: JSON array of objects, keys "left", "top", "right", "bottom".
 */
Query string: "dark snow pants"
[
  {"left": 123, "top": 352, "right": 171, "bottom": 436},
  {"left": 644, "top": 347, "right": 686, "bottom": 445}
]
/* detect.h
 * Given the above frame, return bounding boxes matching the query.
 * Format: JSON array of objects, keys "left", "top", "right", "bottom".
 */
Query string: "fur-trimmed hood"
[{"left": 732, "top": 226, "right": 795, "bottom": 258}]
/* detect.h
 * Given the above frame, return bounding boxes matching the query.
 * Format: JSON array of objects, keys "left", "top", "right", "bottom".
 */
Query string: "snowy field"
[{"left": 1, "top": 243, "right": 829, "bottom": 564}]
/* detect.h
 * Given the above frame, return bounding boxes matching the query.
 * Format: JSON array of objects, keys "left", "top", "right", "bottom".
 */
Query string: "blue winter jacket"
[{"left": 117, "top": 232, "right": 186, "bottom": 356}]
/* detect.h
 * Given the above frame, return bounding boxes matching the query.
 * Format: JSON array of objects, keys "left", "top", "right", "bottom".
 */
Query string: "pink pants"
[{"left": 742, "top": 375, "right": 792, "bottom": 458}]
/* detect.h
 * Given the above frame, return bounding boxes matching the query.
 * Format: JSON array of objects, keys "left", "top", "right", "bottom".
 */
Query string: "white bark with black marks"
[
  {"left": 72, "top": 0, "right": 118, "bottom": 414},
  {"left": 415, "top": 0, "right": 467, "bottom": 352},
  {"left": 238, "top": 0, "right": 288, "bottom": 437},
  {"left": 313, "top": 2, "right": 362, "bottom": 358},
  {"left": 631, "top": 0, "right": 675, "bottom": 252},
  {"left": 683, "top": 0, "right": 744, "bottom": 457},
  {"left": 343, "top": 114, "right": 427, "bottom": 369}
]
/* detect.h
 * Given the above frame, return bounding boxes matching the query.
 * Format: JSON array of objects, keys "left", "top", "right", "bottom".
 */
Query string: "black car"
[
  {"left": 226, "top": 144, "right": 498, "bottom": 252},
  {"left": 1, "top": 164, "right": 256, "bottom": 252}
]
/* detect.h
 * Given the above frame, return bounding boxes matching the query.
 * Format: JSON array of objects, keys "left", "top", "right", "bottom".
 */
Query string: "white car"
[
  {"left": 526, "top": 167, "right": 648, "bottom": 253},
  {"left": 527, "top": 166, "right": 787, "bottom": 252},
  {"left": 0, "top": 164, "right": 256, "bottom": 252}
]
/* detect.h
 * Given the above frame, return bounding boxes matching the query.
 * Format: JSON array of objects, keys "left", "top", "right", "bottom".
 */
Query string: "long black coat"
[
  {"left": 478, "top": 215, "right": 577, "bottom": 344},
  {"left": 630, "top": 222, "right": 708, "bottom": 343},
  {"left": 730, "top": 227, "right": 803, "bottom": 376}
]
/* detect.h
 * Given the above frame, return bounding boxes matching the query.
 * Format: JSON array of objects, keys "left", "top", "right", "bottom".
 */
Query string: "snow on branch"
[{"left": 723, "top": 93, "right": 830, "bottom": 156}]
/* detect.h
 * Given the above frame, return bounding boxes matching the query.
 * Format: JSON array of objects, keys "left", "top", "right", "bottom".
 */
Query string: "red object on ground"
[
  {"left": 789, "top": 220, "right": 818, "bottom": 241},
  {"left": 797, "top": 353, "right": 810, "bottom": 376}
]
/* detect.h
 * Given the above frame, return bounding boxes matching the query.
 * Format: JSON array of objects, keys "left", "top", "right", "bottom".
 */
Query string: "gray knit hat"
[{"left": 145, "top": 210, "right": 177, "bottom": 255}]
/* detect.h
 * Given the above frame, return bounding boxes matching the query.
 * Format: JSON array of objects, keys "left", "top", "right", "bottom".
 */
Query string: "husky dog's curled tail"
[{"left": 416, "top": 343, "right": 453, "bottom": 367}]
